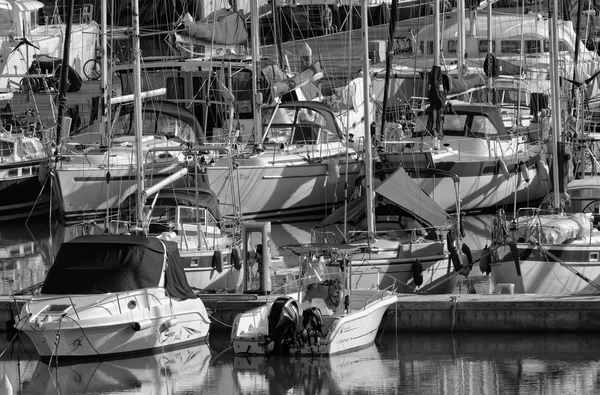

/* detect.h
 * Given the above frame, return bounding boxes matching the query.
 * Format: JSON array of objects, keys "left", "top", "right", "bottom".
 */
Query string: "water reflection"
[
  {"left": 0, "top": 331, "right": 599, "bottom": 394},
  {"left": 19, "top": 341, "right": 212, "bottom": 395},
  {"left": 233, "top": 344, "right": 393, "bottom": 394}
]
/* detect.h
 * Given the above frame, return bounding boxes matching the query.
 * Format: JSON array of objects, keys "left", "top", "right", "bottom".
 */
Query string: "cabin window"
[
  {"left": 467, "top": 115, "right": 497, "bottom": 137},
  {"left": 21, "top": 141, "right": 38, "bottom": 157},
  {"left": 420, "top": 41, "right": 434, "bottom": 55},
  {"left": 478, "top": 40, "right": 495, "bottom": 53},
  {"left": 500, "top": 40, "right": 521, "bottom": 54},
  {"left": 447, "top": 40, "right": 458, "bottom": 53},
  {"left": 496, "top": 89, "right": 529, "bottom": 106},
  {"left": 442, "top": 114, "right": 467, "bottom": 135},
  {"left": 558, "top": 40, "right": 570, "bottom": 51},
  {"left": 524, "top": 40, "right": 543, "bottom": 54},
  {"left": 166, "top": 77, "right": 186, "bottom": 100},
  {"left": 0, "top": 140, "right": 13, "bottom": 157},
  {"left": 155, "top": 117, "right": 195, "bottom": 142}
]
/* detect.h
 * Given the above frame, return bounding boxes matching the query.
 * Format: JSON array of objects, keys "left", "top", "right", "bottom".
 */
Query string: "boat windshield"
[
  {"left": 112, "top": 111, "right": 196, "bottom": 142},
  {"left": 413, "top": 113, "right": 499, "bottom": 138},
  {"left": 262, "top": 106, "right": 339, "bottom": 144}
]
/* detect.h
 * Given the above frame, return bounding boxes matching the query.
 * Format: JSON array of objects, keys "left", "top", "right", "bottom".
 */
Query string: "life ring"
[
  {"left": 321, "top": 7, "right": 333, "bottom": 28},
  {"left": 231, "top": 247, "right": 242, "bottom": 271},
  {"left": 479, "top": 245, "right": 491, "bottom": 275},
  {"left": 213, "top": 250, "right": 223, "bottom": 273},
  {"left": 412, "top": 261, "right": 423, "bottom": 287}
]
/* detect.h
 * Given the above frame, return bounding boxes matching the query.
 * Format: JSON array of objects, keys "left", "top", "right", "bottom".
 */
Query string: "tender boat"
[
  {"left": 231, "top": 244, "right": 398, "bottom": 356},
  {"left": 14, "top": 235, "right": 211, "bottom": 361}
]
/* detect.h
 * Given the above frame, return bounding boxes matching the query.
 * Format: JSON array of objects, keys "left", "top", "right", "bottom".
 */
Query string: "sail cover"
[
  {"left": 316, "top": 167, "right": 449, "bottom": 228},
  {"left": 179, "top": 9, "right": 248, "bottom": 45}
]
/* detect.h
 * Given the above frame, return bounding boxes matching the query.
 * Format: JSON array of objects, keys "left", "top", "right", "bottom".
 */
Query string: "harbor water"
[
  {"left": 1, "top": 215, "right": 597, "bottom": 394},
  {"left": 2, "top": 331, "right": 600, "bottom": 394}
]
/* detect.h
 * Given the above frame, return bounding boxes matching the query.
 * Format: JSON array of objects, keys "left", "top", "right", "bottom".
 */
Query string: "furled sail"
[{"left": 178, "top": 9, "right": 248, "bottom": 45}]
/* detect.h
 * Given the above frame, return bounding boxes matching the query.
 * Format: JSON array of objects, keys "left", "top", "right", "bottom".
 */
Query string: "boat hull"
[
  {"left": 54, "top": 164, "right": 187, "bottom": 224},
  {"left": 491, "top": 243, "right": 600, "bottom": 294},
  {"left": 231, "top": 290, "right": 397, "bottom": 356},
  {"left": 204, "top": 155, "right": 361, "bottom": 220},
  {"left": 381, "top": 153, "right": 550, "bottom": 212},
  {"left": 0, "top": 158, "right": 51, "bottom": 221},
  {"left": 15, "top": 289, "right": 210, "bottom": 360}
]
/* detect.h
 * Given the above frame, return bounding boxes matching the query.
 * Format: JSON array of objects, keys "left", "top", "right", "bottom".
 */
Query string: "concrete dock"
[{"left": 6, "top": 292, "right": 597, "bottom": 335}]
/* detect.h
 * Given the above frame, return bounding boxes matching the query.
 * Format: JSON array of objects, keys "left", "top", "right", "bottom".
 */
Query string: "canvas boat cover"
[
  {"left": 316, "top": 167, "right": 449, "bottom": 228},
  {"left": 41, "top": 235, "right": 197, "bottom": 299}
]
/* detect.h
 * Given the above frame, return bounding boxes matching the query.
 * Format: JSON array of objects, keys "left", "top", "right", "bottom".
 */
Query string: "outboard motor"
[
  {"left": 301, "top": 307, "right": 324, "bottom": 346},
  {"left": 267, "top": 296, "right": 301, "bottom": 355}
]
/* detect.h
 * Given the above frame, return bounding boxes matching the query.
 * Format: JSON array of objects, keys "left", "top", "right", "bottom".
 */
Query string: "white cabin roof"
[{"left": 0, "top": 1, "right": 43, "bottom": 12}]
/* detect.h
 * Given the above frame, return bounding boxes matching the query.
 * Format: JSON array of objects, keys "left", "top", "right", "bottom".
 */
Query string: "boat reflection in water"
[
  {"left": 19, "top": 342, "right": 211, "bottom": 395},
  {"left": 233, "top": 343, "right": 394, "bottom": 394},
  {"left": 4, "top": 332, "right": 600, "bottom": 394}
]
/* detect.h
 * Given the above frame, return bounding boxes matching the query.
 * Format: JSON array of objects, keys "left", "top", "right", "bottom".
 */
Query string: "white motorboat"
[
  {"left": 231, "top": 272, "right": 397, "bottom": 356},
  {"left": 14, "top": 235, "right": 211, "bottom": 360}
]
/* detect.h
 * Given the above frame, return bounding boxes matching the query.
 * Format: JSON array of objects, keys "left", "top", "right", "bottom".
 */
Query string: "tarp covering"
[
  {"left": 179, "top": 9, "right": 248, "bottom": 45},
  {"left": 513, "top": 213, "right": 592, "bottom": 244},
  {"left": 483, "top": 54, "right": 522, "bottom": 77},
  {"left": 316, "top": 167, "right": 449, "bottom": 228},
  {"left": 41, "top": 235, "right": 197, "bottom": 300},
  {"left": 446, "top": 73, "right": 486, "bottom": 94},
  {"left": 375, "top": 167, "right": 449, "bottom": 227}
]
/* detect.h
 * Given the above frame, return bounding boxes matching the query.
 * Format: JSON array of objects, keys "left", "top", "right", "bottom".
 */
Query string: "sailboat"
[
  {"left": 372, "top": 1, "right": 552, "bottom": 213},
  {"left": 229, "top": 1, "right": 405, "bottom": 357},
  {"left": 231, "top": 0, "right": 397, "bottom": 356},
  {"left": 0, "top": 1, "right": 98, "bottom": 222},
  {"left": 487, "top": 0, "right": 600, "bottom": 295},
  {"left": 13, "top": 0, "right": 211, "bottom": 360}
]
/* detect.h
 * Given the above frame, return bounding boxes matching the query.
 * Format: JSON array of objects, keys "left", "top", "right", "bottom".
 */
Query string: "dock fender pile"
[
  {"left": 232, "top": 246, "right": 242, "bottom": 270},
  {"left": 447, "top": 232, "right": 464, "bottom": 272},
  {"left": 536, "top": 159, "right": 549, "bottom": 181},
  {"left": 461, "top": 242, "right": 473, "bottom": 267},
  {"left": 412, "top": 261, "right": 423, "bottom": 286},
  {"left": 519, "top": 161, "right": 530, "bottom": 183},
  {"left": 213, "top": 250, "right": 223, "bottom": 273},
  {"left": 479, "top": 245, "right": 491, "bottom": 275},
  {"left": 327, "top": 158, "right": 340, "bottom": 185},
  {"left": 498, "top": 158, "right": 510, "bottom": 179}
]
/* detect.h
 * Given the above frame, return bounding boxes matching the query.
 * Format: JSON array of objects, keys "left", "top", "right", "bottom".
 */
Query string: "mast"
[
  {"left": 55, "top": 0, "right": 74, "bottom": 149},
  {"left": 379, "top": 0, "right": 398, "bottom": 140},
  {"left": 361, "top": 0, "right": 374, "bottom": 238},
  {"left": 251, "top": 1, "right": 263, "bottom": 151},
  {"left": 132, "top": 0, "right": 145, "bottom": 231},
  {"left": 100, "top": 0, "right": 108, "bottom": 145},
  {"left": 457, "top": 0, "right": 464, "bottom": 78},
  {"left": 549, "top": 0, "right": 563, "bottom": 211}
]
